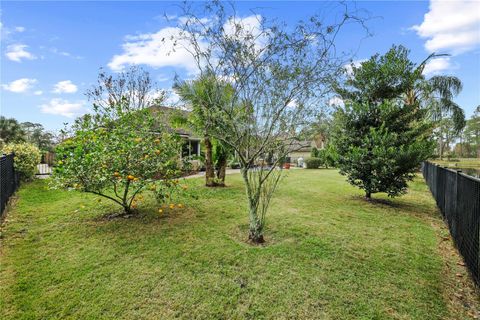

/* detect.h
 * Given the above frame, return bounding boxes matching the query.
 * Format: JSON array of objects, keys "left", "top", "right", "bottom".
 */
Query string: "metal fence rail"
[
  {"left": 422, "top": 161, "right": 479, "bottom": 286},
  {"left": 1, "top": 153, "right": 20, "bottom": 217}
]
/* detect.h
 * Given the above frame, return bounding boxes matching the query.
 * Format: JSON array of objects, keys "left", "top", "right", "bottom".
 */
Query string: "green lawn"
[
  {"left": 432, "top": 158, "right": 480, "bottom": 168},
  {"left": 0, "top": 170, "right": 477, "bottom": 319}
]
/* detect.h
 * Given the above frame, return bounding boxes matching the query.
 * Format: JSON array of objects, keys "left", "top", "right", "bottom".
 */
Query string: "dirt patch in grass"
[{"left": 229, "top": 223, "right": 295, "bottom": 247}]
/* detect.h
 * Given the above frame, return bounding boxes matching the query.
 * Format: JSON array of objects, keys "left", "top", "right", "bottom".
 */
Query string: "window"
[{"left": 182, "top": 139, "right": 200, "bottom": 158}]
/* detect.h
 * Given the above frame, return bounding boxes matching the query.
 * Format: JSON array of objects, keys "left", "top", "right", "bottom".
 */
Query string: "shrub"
[
  {"left": 305, "top": 157, "right": 322, "bottom": 169},
  {"left": 2, "top": 142, "right": 41, "bottom": 180}
]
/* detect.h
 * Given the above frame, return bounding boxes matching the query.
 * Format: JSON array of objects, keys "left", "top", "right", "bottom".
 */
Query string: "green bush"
[
  {"left": 305, "top": 157, "right": 322, "bottom": 169},
  {"left": 2, "top": 142, "right": 41, "bottom": 180}
]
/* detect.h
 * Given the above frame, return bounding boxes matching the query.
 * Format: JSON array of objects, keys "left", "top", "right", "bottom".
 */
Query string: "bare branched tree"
[
  {"left": 86, "top": 66, "right": 166, "bottom": 118},
  {"left": 172, "top": 1, "right": 368, "bottom": 243}
]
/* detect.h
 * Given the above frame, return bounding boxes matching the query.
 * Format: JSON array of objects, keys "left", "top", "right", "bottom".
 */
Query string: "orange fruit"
[{"left": 127, "top": 175, "right": 135, "bottom": 181}]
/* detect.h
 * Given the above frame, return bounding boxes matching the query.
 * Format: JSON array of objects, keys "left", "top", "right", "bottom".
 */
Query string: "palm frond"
[{"left": 428, "top": 75, "right": 462, "bottom": 100}]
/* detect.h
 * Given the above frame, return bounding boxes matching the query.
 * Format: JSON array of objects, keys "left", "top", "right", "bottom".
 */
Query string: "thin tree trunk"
[
  {"left": 123, "top": 205, "right": 132, "bottom": 215},
  {"left": 241, "top": 168, "right": 265, "bottom": 244},
  {"left": 204, "top": 136, "right": 216, "bottom": 187},
  {"left": 216, "top": 152, "right": 227, "bottom": 186},
  {"left": 365, "top": 191, "right": 371, "bottom": 199},
  {"left": 439, "top": 140, "right": 444, "bottom": 160}
]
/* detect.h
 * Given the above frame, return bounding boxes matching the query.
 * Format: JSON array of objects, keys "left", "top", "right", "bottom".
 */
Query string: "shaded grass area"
[{"left": 0, "top": 170, "right": 478, "bottom": 319}]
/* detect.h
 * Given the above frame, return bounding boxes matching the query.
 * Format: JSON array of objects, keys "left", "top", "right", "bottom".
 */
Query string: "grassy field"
[
  {"left": 1, "top": 170, "right": 478, "bottom": 319},
  {"left": 432, "top": 158, "right": 480, "bottom": 168}
]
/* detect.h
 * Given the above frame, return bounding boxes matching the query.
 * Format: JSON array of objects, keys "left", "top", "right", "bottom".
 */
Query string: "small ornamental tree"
[
  {"left": 53, "top": 103, "right": 183, "bottom": 214},
  {"left": 332, "top": 100, "right": 434, "bottom": 198},
  {"left": 173, "top": 1, "right": 368, "bottom": 242}
]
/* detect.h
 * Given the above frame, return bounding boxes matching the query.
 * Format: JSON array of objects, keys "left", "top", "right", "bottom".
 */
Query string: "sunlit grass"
[{"left": 0, "top": 169, "right": 475, "bottom": 319}]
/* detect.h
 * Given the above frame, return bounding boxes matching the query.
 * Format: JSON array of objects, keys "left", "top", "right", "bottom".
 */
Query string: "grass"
[
  {"left": 1, "top": 169, "right": 478, "bottom": 319},
  {"left": 431, "top": 158, "right": 480, "bottom": 168}
]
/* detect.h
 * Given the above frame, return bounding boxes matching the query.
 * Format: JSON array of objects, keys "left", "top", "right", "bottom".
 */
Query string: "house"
[
  {"left": 151, "top": 106, "right": 327, "bottom": 168},
  {"left": 149, "top": 106, "right": 202, "bottom": 159},
  {"left": 287, "top": 134, "right": 326, "bottom": 165}
]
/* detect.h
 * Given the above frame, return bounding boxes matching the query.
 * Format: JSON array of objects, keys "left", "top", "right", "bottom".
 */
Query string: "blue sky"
[{"left": 1, "top": 1, "right": 479, "bottom": 131}]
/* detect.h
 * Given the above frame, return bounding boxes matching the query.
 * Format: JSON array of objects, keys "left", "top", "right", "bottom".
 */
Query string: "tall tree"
[
  {"left": 462, "top": 106, "right": 480, "bottom": 157},
  {"left": 332, "top": 100, "right": 434, "bottom": 199},
  {"left": 21, "top": 122, "right": 55, "bottom": 151},
  {"left": 435, "top": 116, "right": 462, "bottom": 159},
  {"left": 0, "top": 116, "right": 26, "bottom": 144},
  {"left": 338, "top": 45, "right": 465, "bottom": 131},
  {"left": 174, "top": 1, "right": 367, "bottom": 242},
  {"left": 333, "top": 46, "right": 435, "bottom": 198},
  {"left": 174, "top": 73, "right": 234, "bottom": 187}
]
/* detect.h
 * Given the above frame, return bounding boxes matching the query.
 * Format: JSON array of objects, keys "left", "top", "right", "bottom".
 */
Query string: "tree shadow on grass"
[{"left": 349, "top": 194, "right": 441, "bottom": 221}]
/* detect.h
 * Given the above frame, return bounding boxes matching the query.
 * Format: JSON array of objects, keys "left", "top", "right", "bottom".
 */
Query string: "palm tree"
[
  {"left": 174, "top": 73, "right": 234, "bottom": 187},
  {"left": 407, "top": 54, "right": 466, "bottom": 133},
  {"left": 0, "top": 116, "right": 26, "bottom": 145},
  {"left": 403, "top": 54, "right": 466, "bottom": 159}
]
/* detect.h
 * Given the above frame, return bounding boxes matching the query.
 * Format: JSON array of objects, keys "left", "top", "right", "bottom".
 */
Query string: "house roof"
[
  {"left": 149, "top": 106, "right": 201, "bottom": 140},
  {"left": 288, "top": 140, "right": 313, "bottom": 152}
]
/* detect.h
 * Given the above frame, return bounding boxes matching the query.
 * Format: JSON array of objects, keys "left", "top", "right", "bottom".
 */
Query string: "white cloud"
[
  {"left": 34, "top": 90, "right": 43, "bottom": 96},
  {"left": 49, "top": 47, "right": 83, "bottom": 59},
  {"left": 344, "top": 59, "right": 367, "bottom": 76},
  {"left": 39, "top": 99, "right": 86, "bottom": 117},
  {"left": 108, "top": 27, "right": 202, "bottom": 73},
  {"left": 412, "top": 0, "right": 480, "bottom": 54},
  {"left": 164, "top": 90, "right": 181, "bottom": 105},
  {"left": 53, "top": 80, "right": 78, "bottom": 93},
  {"left": 223, "top": 15, "right": 266, "bottom": 51},
  {"left": 15, "top": 26, "right": 25, "bottom": 32},
  {"left": 422, "top": 56, "right": 452, "bottom": 76},
  {"left": 287, "top": 99, "right": 297, "bottom": 109},
  {"left": 108, "top": 14, "right": 265, "bottom": 73},
  {"left": 5, "top": 44, "right": 37, "bottom": 62},
  {"left": 328, "top": 96, "right": 344, "bottom": 107},
  {"left": 157, "top": 75, "right": 170, "bottom": 82},
  {"left": 1, "top": 78, "right": 37, "bottom": 93}
]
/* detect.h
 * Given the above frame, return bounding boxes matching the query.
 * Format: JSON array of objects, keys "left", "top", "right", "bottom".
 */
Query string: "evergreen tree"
[{"left": 332, "top": 46, "right": 437, "bottom": 198}]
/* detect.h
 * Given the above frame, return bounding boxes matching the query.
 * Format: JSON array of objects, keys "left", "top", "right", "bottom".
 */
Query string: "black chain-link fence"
[
  {"left": 422, "top": 161, "right": 479, "bottom": 286},
  {"left": 1, "top": 153, "right": 19, "bottom": 217}
]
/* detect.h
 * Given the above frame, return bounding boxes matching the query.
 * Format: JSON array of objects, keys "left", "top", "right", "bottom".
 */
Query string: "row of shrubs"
[
  {"left": 1, "top": 143, "right": 41, "bottom": 181},
  {"left": 305, "top": 147, "right": 337, "bottom": 169}
]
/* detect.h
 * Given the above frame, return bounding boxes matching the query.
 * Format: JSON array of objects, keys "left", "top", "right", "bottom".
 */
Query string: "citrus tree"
[{"left": 53, "top": 99, "right": 184, "bottom": 215}]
